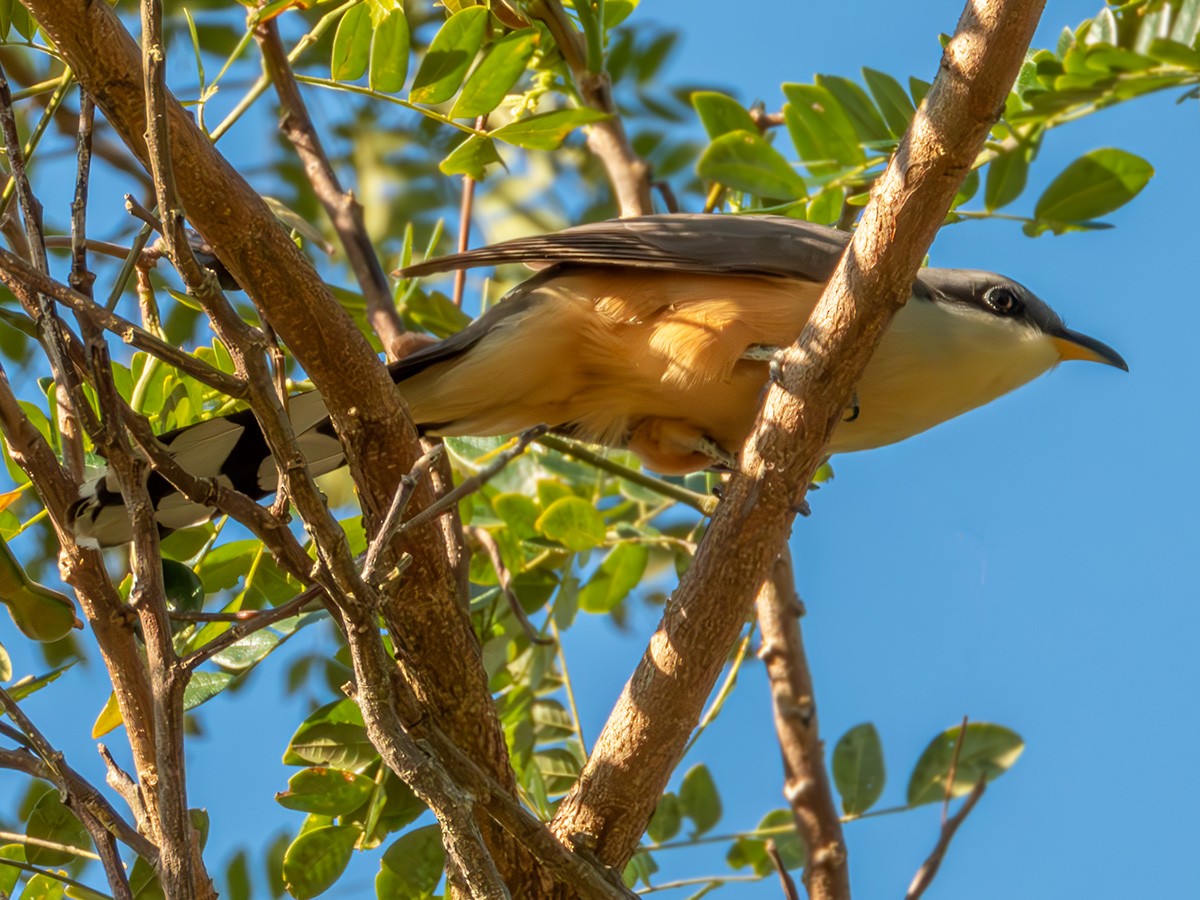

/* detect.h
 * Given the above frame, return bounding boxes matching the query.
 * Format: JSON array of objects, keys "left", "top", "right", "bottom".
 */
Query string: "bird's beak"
[{"left": 1051, "top": 328, "right": 1128, "bottom": 371}]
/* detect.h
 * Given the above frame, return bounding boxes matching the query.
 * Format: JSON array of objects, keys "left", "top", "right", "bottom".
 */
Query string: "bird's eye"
[{"left": 985, "top": 286, "right": 1022, "bottom": 316}]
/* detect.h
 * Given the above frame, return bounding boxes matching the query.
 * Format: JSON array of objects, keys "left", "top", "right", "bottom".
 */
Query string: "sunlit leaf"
[
  {"left": 450, "top": 30, "right": 536, "bottom": 119},
  {"left": 783, "top": 82, "right": 865, "bottom": 172},
  {"left": 578, "top": 542, "right": 648, "bottom": 613},
  {"left": 409, "top": 6, "right": 489, "bottom": 105},
  {"left": 183, "top": 670, "right": 235, "bottom": 711},
  {"left": 276, "top": 768, "right": 376, "bottom": 816},
  {"left": 863, "top": 66, "right": 915, "bottom": 137},
  {"left": 490, "top": 108, "right": 610, "bottom": 150},
  {"left": 691, "top": 91, "right": 758, "bottom": 138},
  {"left": 697, "top": 131, "right": 806, "bottom": 199},
  {"left": 1031, "top": 148, "right": 1153, "bottom": 234},
  {"left": 816, "top": 73, "right": 888, "bottom": 142},
  {"left": 369, "top": 7, "right": 411, "bottom": 93},
  {"left": 284, "top": 698, "right": 377, "bottom": 770},
  {"left": 439, "top": 134, "right": 503, "bottom": 180},
  {"left": 330, "top": 2, "right": 372, "bottom": 82},
  {"left": 907, "top": 722, "right": 1024, "bottom": 806},
  {"left": 534, "top": 497, "right": 605, "bottom": 551}
]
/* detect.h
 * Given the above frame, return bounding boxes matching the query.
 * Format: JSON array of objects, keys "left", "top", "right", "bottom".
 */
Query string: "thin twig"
[
  {"left": 398, "top": 427, "right": 548, "bottom": 535},
  {"left": 766, "top": 839, "right": 801, "bottom": 900},
  {"left": 905, "top": 778, "right": 987, "bottom": 900},
  {"left": 469, "top": 525, "right": 551, "bottom": 646},
  {"left": 535, "top": 434, "right": 718, "bottom": 515},
  {"left": 942, "top": 716, "right": 970, "bottom": 826},
  {"left": 362, "top": 443, "right": 445, "bottom": 583},
  {"left": 0, "top": 245, "right": 247, "bottom": 397},
  {"left": 452, "top": 115, "right": 486, "bottom": 308}
]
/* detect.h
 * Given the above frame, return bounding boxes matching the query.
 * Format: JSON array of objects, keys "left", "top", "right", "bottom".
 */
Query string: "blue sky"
[{"left": 2, "top": 1, "right": 1197, "bottom": 898}]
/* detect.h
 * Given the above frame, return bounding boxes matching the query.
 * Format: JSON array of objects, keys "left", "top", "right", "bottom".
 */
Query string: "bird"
[{"left": 69, "top": 214, "right": 1126, "bottom": 547}]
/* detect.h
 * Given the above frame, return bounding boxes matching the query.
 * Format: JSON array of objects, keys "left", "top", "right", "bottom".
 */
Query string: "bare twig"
[
  {"left": 0, "top": 696, "right": 158, "bottom": 869},
  {"left": 942, "top": 716, "right": 970, "bottom": 825},
  {"left": 0, "top": 245, "right": 247, "bottom": 397},
  {"left": 766, "top": 839, "right": 802, "bottom": 900},
  {"left": 362, "top": 443, "right": 445, "bottom": 584},
  {"left": 452, "top": 116, "right": 486, "bottom": 308},
  {"left": 905, "top": 778, "right": 987, "bottom": 900},
  {"left": 756, "top": 553, "right": 848, "bottom": 900},
  {"left": 398, "top": 427, "right": 548, "bottom": 535},
  {"left": 549, "top": 0, "right": 1046, "bottom": 870},
  {"left": 469, "top": 525, "right": 551, "bottom": 646}
]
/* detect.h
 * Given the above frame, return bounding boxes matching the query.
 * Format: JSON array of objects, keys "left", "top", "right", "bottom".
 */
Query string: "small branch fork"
[
  {"left": 905, "top": 778, "right": 987, "bottom": 900},
  {"left": 756, "top": 552, "right": 849, "bottom": 900}
]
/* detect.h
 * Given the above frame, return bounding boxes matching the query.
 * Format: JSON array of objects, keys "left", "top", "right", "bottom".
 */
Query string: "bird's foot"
[
  {"left": 843, "top": 390, "right": 860, "bottom": 422},
  {"left": 695, "top": 436, "right": 738, "bottom": 470},
  {"left": 742, "top": 344, "right": 782, "bottom": 362}
]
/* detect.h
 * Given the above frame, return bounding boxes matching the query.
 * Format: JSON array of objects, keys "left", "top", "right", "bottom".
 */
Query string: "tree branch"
[
  {"left": 905, "top": 778, "right": 987, "bottom": 900},
  {"left": 756, "top": 553, "right": 848, "bottom": 900},
  {"left": 549, "top": 0, "right": 1046, "bottom": 870}
]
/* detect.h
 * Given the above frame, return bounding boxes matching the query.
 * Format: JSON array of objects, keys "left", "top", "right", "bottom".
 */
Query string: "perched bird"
[{"left": 70, "top": 215, "right": 1126, "bottom": 547}]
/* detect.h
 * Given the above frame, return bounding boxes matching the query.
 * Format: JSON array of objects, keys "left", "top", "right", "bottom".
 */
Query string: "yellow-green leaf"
[
  {"left": 534, "top": 497, "right": 605, "bottom": 551},
  {"left": 409, "top": 6, "right": 489, "bottom": 105},
  {"left": 696, "top": 131, "right": 806, "bottom": 200},
  {"left": 439, "top": 134, "right": 503, "bottom": 179},
  {"left": 907, "top": 722, "right": 1024, "bottom": 806},
  {"left": 450, "top": 30, "right": 536, "bottom": 119},
  {"left": 369, "top": 8, "right": 410, "bottom": 93},
  {"left": 490, "top": 108, "right": 610, "bottom": 150},
  {"left": 330, "top": 2, "right": 372, "bottom": 82},
  {"left": 282, "top": 825, "right": 360, "bottom": 900}
]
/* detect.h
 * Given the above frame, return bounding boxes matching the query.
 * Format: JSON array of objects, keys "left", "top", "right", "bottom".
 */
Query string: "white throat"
[{"left": 828, "top": 297, "right": 1060, "bottom": 454}]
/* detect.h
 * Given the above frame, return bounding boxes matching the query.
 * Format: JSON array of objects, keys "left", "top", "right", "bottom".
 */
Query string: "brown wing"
[{"left": 397, "top": 214, "right": 850, "bottom": 283}]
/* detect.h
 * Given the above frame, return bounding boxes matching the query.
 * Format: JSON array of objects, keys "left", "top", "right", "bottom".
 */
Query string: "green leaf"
[
  {"left": 395, "top": 289, "right": 472, "bottom": 338},
  {"left": 908, "top": 76, "right": 931, "bottom": 106},
  {"left": 369, "top": 7, "right": 410, "bottom": 93},
  {"left": 1146, "top": 37, "right": 1200, "bottom": 69},
  {"left": 284, "top": 698, "right": 377, "bottom": 770},
  {"left": 282, "top": 824, "right": 360, "bottom": 899},
  {"left": 439, "top": 134, "right": 503, "bottom": 180},
  {"left": 578, "top": 542, "right": 649, "bottom": 613},
  {"left": 647, "top": 793, "right": 682, "bottom": 844},
  {"left": 1170, "top": 0, "right": 1200, "bottom": 46},
  {"left": 162, "top": 559, "right": 204, "bottom": 614},
  {"left": 450, "top": 30, "right": 536, "bottom": 119},
  {"left": 409, "top": 6, "right": 489, "bottom": 105},
  {"left": 691, "top": 91, "right": 758, "bottom": 139},
  {"left": 183, "top": 671, "right": 235, "bottom": 711},
  {"left": 8, "top": 663, "right": 74, "bottom": 702},
  {"left": 492, "top": 493, "right": 540, "bottom": 540},
  {"left": 0, "top": 643, "right": 9, "bottom": 681},
  {"left": 907, "top": 722, "right": 1024, "bottom": 806},
  {"left": 678, "top": 764, "right": 721, "bottom": 836},
  {"left": 534, "top": 497, "right": 605, "bottom": 552},
  {"left": 490, "top": 108, "right": 610, "bottom": 150},
  {"left": 696, "top": 131, "right": 806, "bottom": 200},
  {"left": 726, "top": 809, "right": 804, "bottom": 876},
  {"left": 984, "top": 144, "right": 1031, "bottom": 211},
  {"left": 0, "top": 844, "right": 21, "bottom": 895},
  {"left": 276, "top": 768, "right": 376, "bottom": 816},
  {"left": 16, "top": 873, "right": 63, "bottom": 899},
  {"left": 1032, "top": 148, "right": 1153, "bottom": 233},
  {"left": 25, "top": 792, "right": 90, "bottom": 867},
  {"left": 330, "top": 2, "right": 372, "bottom": 82},
  {"left": 376, "top": 825, "right": 445, "bottom": 899},
  {"left": 863, "top": 67, "right": 915, "bottom": 137},
  {"left": 211, "top": 631, "right": 281, "bottom": 671},
  {"left": 816, "top": 74, "right": 888, "bottom": 142},
  {"left": 0, "top": 537, "right": 78, "bottom": 643},
  {"left": 783, "top": 83, "right": 865, "bottom": 173},
  {"left": 832, "top": 723, "right": 886, "bottom": 815}
]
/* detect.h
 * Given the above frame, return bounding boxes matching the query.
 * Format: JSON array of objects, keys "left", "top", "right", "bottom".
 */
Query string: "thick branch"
[{"left": 549, "top": 0, "right": 1045, "bottom": 869}]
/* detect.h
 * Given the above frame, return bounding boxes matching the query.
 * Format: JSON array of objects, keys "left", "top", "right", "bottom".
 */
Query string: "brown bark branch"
[
  {"left": 549, "top": 0, "right": 1045, "bottom": 872},
  {"left": 905, "top": 778, "right": 987, "bottom": 900},
  {"left": 527, "top": 0, "right": 653, "bottom": 216},
  {"left": 756, "top": 553, "right": 848, "bottom": 900},
  {"left": 255, "top": 19, "right": 416, "bottom": 361}
]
